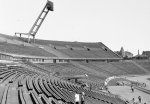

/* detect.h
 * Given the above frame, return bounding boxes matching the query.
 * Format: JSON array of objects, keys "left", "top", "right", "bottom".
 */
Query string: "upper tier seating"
[
  {"left": 0, "top": 34, "right": 120, "bottom": 59},
  {"left": 33, "top": 39, "right": 103, "bottom": 48},
  {"left": 0, "top": 41, "right": 56, "bottom": 57},
  {"left": 55, "top": 47, "right": 119, "bottom": 59},
  {"left": 30, "top": 38, "right": 120, "bottom": 59}
]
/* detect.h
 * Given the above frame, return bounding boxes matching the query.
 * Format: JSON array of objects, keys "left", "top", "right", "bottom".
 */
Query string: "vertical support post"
[
  {"left": 33, "top": 35, "right": 35, "bottom": 43},
  {"left": 28, "top": 34, "right": 30, "bottom": 43}
]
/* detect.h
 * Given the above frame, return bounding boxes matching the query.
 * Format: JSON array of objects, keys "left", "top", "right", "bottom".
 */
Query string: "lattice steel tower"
[{"left": 15, "top": 0, "right": 53, "bottom": 43}]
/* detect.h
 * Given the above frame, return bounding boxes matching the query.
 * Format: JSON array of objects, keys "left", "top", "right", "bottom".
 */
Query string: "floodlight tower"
[{"left": 15, "top": 0, "right": 54, "bottom": 43}]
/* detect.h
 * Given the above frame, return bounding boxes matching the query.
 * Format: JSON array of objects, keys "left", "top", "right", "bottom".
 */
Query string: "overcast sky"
[{"left": 0, "top": 0, "right": 150, "bottom": 55}]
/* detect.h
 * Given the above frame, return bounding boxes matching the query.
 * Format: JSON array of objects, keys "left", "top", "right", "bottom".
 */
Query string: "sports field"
[{"left": 109, "top": 75, "right": 150, "bottom": 104}]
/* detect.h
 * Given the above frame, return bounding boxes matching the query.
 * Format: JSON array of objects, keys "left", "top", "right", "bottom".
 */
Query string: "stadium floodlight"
[{"left": 46, "top": 0, "right": 54, "bottom": 11}]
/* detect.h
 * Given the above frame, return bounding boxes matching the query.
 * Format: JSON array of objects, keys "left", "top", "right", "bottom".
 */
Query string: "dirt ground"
[{"left": 108, "top": 75, "right": 150, "bottom": 104}]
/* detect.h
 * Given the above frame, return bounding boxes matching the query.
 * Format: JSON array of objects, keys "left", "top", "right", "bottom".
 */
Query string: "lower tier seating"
[{"left": 0, "top": 62, "right": 125, "bottom": 104}]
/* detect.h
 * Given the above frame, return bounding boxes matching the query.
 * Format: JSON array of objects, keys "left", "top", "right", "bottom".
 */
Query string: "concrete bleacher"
[
  {"left": 51, "top": 45, "right": 120, "bottom": 59},
  {"left": 38, "top": 63, "right": 87, "bottom": 76},
  {"left": 0, "top": 62, "right": 125, "bottom": 104},
  {"left": 0, "top": 34, "right": 120, "bottom": 59},
  {"left": 25, "top": 37, "right": 121, "bottom": 59},
  {"left": 33, "top": 39, "right": 103, "bottom": 48},
  {"left": 0, "top": 41, "right": 56, "bottom": 57},
  {"left": 111, "top": 61, "right": 146, "bottom": 75},
  {"left": 76, "top": 60, "right": 146, "bottom": 76},
  {"left": 134, "top": 60, "right": 150, "bottom": 72},
  {"left": 37, "top": 60, "right": 148, "bottom": 88},
  {"left": 57, "top": 48, "right": 83, "bottom": 58},
  {"left": 90, "top": 61, "right": 127, "bottom": 75}
]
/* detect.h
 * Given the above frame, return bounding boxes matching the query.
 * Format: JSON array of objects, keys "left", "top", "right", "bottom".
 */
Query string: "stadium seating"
[
  {"left": 90, "top": 61, "right": 127, "bottom": 75},
  {"left": 0, "top": 62, "right": 125, "bottom": 104},
  {"left": 134, "top": 60, "right": 150, "bottom": 72},
  {"left": 56, "top": 47, "right": 119, "bottom": 59},
  {"left": 2, "top": 34, "right": 148, "bottom": 104},
  {"left": 38, "top": 63, "right": 86, "bottom": 76},
  {"left": 111, "top": 61, "right": 146, "bottom": 74},
  {"left": 20, "top": 37, "right": 120, "bottom": 59},
  {"left": 0, "top": 41, "right": 56, "bottom": 57}
]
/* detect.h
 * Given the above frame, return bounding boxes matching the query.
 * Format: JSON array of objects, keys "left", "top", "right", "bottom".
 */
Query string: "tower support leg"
[
  {"left": 28, "top": 35, "right": 30, "bottom": 43},
  {"left": 33, "top": 35, "right": 35, "bottom": 43}
]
